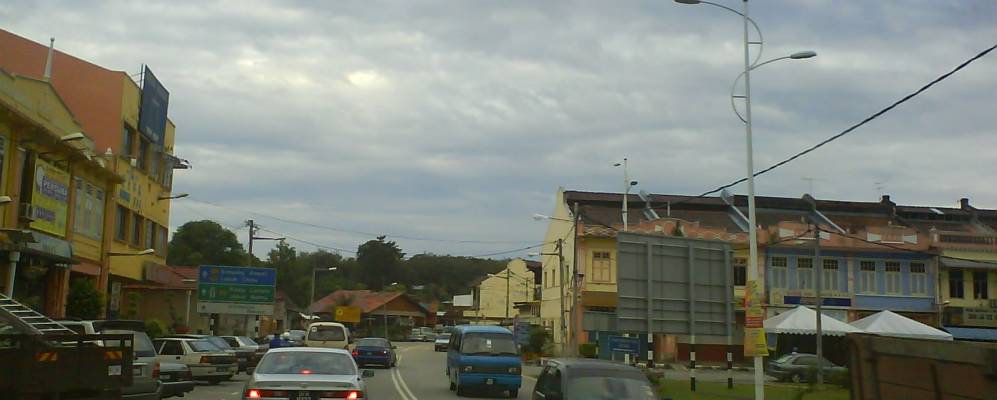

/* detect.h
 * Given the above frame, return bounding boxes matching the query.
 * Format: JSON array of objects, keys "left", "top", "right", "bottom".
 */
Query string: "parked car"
[
  {"left": 351, "top": 337, "right": 397, "bottom": 368},
  {"left": 166, "top": 334, "right": 254, "bottom": 373},
  {"left": 447, "top": 325, "right": 522, "bottom": 398},
  {"left": 304, "top": 322, "right": 351, "bottom": 349},
  {"left": 287, "top": 329, "right": 308, "bottom": 346},
  {"left": 419, "top": 327, "right": 435, "bottom": 342},
  {"left": 434, "top": 333, "right": 451, "bottom": 352},
  {"left": 408, "top": 328, "right": 427, "bottom": 342},
  {"left": 58, "top": 319, "right": 162, "bottom": 400},
  {"left": 532, "top": 358, "right": 657, "bottom": 400},
  {"left": 243, "top": 347, "right": 374, "bottom": 399},
  {"left": 159, "top": 362, "right": 195, "bottom": 398},
  {"left": 152, "top": 337, "right": 237, "bottom": 384},
  {"left": 221, "top": 335, "right": 266, "bottom": 372},
  {"left": 766, "top": 353, "right": 847, "bottom": 383}
]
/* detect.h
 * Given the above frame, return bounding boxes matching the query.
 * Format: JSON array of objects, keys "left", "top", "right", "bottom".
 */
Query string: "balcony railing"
[{"left": 938, "top": 232, "right": 997, "bottom": 247}]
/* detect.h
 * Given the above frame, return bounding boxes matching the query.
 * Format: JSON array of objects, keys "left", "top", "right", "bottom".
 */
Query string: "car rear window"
[
  {"left": 565, "top": 369, "right": 656, "bottom": 400},
  {"left": 355, "top": 338, "right": 389, "bottom": 348},
  {"left": 222, "top": 337, "right": 240, "bottom": 347},
  {"left": 208, "top": 336, "right": 232, "bottom": 350},
  {"left": 101, "top": 329, "right": 157, "bottom": 358},
  {"left": 256, "top": 352, "right": 357, "bottom": 375},
  {"left": 307, "top": 325, "right": 346, "bottom": 341},
  {"left": 189, "top": 340, "right": 220, "bottom": 352},
  {"left": 237, "top": 336, "right": 259, "bottom": 346},
  {"left": 459, "top": 332, "right": 517, "bottom": 355}
]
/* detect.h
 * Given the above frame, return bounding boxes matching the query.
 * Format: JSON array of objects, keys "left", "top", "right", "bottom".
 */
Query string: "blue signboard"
[
  {"left": 783, "top": 296, "right": 851, "bottom": 307},
  {"left": 514, "top": 321, "right": 531, "bottom": 345},
  {"left": 607, "top": 335, "right": 639, "bottom": 354},
  {"left": 138, "top": 66, "right": 169, "bottom": 147},
  {"left": 198, "top": 265, "right": 276, "bottom": 286}
]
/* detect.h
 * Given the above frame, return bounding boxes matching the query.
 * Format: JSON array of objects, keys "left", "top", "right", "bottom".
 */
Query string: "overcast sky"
[{"left": 2, "top": 0, "right": 995, "bottom": 260}]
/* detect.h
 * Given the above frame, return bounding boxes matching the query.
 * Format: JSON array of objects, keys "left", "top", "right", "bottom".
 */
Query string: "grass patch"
[{"left": 659, "top": 379, "right": 849, "bottom": 400}]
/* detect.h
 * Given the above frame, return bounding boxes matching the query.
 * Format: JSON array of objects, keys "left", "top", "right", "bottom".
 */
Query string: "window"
[
  {"left": 949, "top": 269, "right": 964, "bottom": 299},
  {"left": 145, "top": 220, "right": 156, "bottom": 250},
  {"left": 910, "top": 263, "right": 927, "bottom": 295},
  {"left": 162, "top": 158, "right": 174, "bottom": 188},
  {"left": 591, "top": 251, "right": 611, "bottom": 282},
  {"left": 131, "top": 213, "right": 143, "bottom": 246},
  {"left": 973, "top": 271, "right": 989, "bottom": 300},
  {"left": 157, "top": 225, "right": 169, "bottom": 256},
  {"left": 137, "top": 138, "right": 150, "bottom": 170},
  {"left": 158, "top": 340, "right": 182, "bottom": 356},
  {"left": 73, "top": 178, "right": 105, "bottom": 240},
  {"left": 794, "top": 355, "right": 817, "bottom": 366},
  {"left": 885, "top": 262, "right": 901, "bottom": 294},
  {"left": 115, "top": 205, "right": 129, "bottom": 241},
  {"left": 770, "top": 257, "right": 788, "bottom": 289},
  {"left": 122, "top": 126, "right": 134, "bottom": 156},
  {"left": 797, "top": 257, "right": 813, "bottom": 290},
  {"left": 860, "top": 261, "right": 877, "bottom": 294},
  {"left": 822, "top": 259, "right": 839, "bottom": 291},
  {"left": 733, "top": 258, "right": 747, "bottom": 286},
  {"left": 148, "top": 148, "right": 160, "bottom": 178}
]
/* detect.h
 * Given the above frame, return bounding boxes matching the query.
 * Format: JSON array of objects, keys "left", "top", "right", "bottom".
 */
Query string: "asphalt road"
[{"left": 182, "top": 342, "right": 539, "bottom": 400}]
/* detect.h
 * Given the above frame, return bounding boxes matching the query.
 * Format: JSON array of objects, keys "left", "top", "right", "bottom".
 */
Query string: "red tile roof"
[{"left": 306, "top": 290, "right": 429, "bottom": 315}]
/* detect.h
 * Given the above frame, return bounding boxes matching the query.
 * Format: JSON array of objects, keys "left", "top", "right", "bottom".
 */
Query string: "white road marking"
[{"left": 391, "top": 354, "right": 419, "bottom": 400}]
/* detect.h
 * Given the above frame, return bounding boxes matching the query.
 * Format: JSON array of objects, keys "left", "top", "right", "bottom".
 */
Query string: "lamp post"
[
  {"left": 310, "top": 267, "right": 338, "bottom": 305},
  {"left": 182, "top": 278, "right": 196, "bottom": 326},
  {"left": 382, "top": 280, "right": 398, "bottom": 338},
  {"left": 675, "top": 1, "right": 816, "bottom": 398},
  {"left": 612, "top": 159, "right": 638, "bottom": 231}
]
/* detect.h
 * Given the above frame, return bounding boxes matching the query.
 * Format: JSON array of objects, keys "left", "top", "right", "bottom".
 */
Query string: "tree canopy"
[{"left": 167, "top": 220, "right": 249, "bottom": 266}]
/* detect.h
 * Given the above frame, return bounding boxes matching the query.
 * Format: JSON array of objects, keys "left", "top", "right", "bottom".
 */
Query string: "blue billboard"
[
  {"left": 607, "top": 335, "right": 640, "bottom": 354},
  {"left": 138, "top": 66, "right": 169, "bottom": 147}
]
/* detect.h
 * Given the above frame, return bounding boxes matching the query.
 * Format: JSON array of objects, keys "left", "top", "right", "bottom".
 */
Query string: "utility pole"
[
  {"left": 247, "top": 220, "right": 255, "bottom": 266},
  {"left": 557, "top": 239, "right": 566, "bottom": 355},
  {"left": 814, "top": 224, "right": 824, "bottom": 385},
  {"left": 506, "top": 267, "right": 511, "bottom": 321},
  {"left": 570, "top": 202, "right": 580, "bottom": 357}
]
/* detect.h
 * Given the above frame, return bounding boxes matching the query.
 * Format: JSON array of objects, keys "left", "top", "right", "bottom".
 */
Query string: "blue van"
[{"left": 447, "top": 325, "right": 522, "bottom": 398}]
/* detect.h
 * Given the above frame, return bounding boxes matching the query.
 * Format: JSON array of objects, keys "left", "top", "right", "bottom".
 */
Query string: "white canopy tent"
[
  {"left": 850, "top": 310, "right": 953, "bottom": 341},
  {"left": 764, "top": 305, "right": 863, "bottom": 336}
]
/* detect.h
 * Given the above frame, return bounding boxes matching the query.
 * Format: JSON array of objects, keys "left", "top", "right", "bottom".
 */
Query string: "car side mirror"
[{"left": 362, "top": 369, "right": 375, "bottom": 378}]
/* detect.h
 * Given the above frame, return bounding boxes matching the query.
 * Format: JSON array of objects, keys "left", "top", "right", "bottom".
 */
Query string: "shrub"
[
  {"left": 578, "top": 343, "right": 598, "bottom": 358},
  {"left": 66, "top": 278, "right": 103, "bottom": 320},
  {"left": 828, "top": 369, "right": 851, "bottom": 388},
  {"left": 145, "top": 319, "right": 167, "bottom": 339},
  {"left": 528, "top": 327, "right": 551, "bottom": 354}
]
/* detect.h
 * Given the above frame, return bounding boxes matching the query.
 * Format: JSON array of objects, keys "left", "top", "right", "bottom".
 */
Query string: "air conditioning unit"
[{"left": 18, "top": 203, "right": 35, "bottom": 222}]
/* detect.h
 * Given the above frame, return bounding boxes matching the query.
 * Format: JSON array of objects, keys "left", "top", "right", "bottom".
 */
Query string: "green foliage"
[
  {"left": 357, "top": 236, "right": 405, "bottom": 290},
  {"left": 528, "top": 326, "right": 551, "bottom": 354},
  {"left": 145, "top": 319, "right": 167, "bottom": 339},
  {"left": 66, "top": 278, "right": 103, "bottom": 320},
  {"left": 578, "top": 343, "right": 598, "bottom": 358},
  {"left": 827, "top": 369, "right": 850, "bottom": 389},
  {"left": 167, "top": 220, "right": 249, "bottom": 266}
]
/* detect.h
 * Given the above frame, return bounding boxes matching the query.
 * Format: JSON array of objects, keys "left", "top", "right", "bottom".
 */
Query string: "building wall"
[
  {"left": 941, "top": 267, "right": 997, "bottom": 309},
  {"left": 464, "top": 259, "right": 533, "bottom": 320},
  {"left": 122, "top": 287, "right": 210, "bottom": 334},
  {"left": 539, "top": 188, "right": 575, "bottom": 347}
]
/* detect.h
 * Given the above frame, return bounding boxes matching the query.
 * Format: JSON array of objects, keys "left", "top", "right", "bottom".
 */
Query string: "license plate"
[
  {"left": 108, "top": 365, "right": 122, "bottom": 376},
  {"left": 289, "top": 391, "right": 313, "bottom": 400},
  {"left": 216, "top": 366, "right": 228, "bottom": 372},
  {"left": 133, "top": 366, "right": 143, "bottom": 377},
  {"left": 486, "top": 378, "right": 494, "bottom": 385}
]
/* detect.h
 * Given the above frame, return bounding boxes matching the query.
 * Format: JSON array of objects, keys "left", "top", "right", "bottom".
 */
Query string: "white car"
[
  {"left": 152, "top": 337, "right": 238, "bottom": 384},
  {"left": 243, "top": 347, "right": 374, "bottom": 399}
]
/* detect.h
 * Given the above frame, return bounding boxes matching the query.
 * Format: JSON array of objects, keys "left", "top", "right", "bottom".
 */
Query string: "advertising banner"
[
  {"left": 744, "top": 280, "right": 769, "bottom": 356},
  {"left": 30, "top": 158, "right": 70, "bottom": 237},
  {"left": 335, "top": 306, "right": 362, "bottom": 323},
  {"left": 138, "top": 66, "right": 169, "bottom": 147}
]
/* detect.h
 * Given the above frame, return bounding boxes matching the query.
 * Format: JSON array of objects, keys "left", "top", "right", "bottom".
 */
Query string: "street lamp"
[
  {"left": 612, "top": 159, "right": 638, "bottom": 231},
  {"left": 157, "top": 193, "right": 189, "bottom": 201},
  {"left": 676, "top": 0, "right": 817, "bottom": 397},
  {"left": 309, "top": 266, "right": 338, "bottom": 305},
  {"left": 108, "top": 248, "right": 154, "bottom": 257}
]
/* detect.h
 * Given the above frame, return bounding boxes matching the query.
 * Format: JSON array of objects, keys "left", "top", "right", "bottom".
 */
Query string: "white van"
[{"left": 304, "top": 322, "right": 351, "bottom": 349}]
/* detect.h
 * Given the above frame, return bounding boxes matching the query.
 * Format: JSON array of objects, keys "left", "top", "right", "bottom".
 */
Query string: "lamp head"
[
  {"left": 790, "top": 50, "right": 817, "bottom": 59},
  {"left": 138, "top": 248, "right": 155, "bottom": 255},
  {"left": 60, "top": 132, "right": 86, "bottom": 142},
  {"left": 674, "top": 0, "right": 701, "bottom": 4}
]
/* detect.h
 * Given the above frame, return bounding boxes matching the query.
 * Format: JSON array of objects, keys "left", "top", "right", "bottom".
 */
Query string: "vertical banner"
[
  {"left": 743, "top": 280, "right": 769, "bottom": 356},
  {"left": 30, "top": 158, "right": 70, "bottom": 237}
]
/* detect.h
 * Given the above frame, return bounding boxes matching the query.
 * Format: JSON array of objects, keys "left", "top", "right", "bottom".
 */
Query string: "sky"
[{"left": 2, "top": 0, "right": 995, "bottom": 260}]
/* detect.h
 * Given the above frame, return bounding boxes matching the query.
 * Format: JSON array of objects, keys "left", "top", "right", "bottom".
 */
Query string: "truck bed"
[{"left": 0, "top": 333, "right": 134, "bottom": 398}]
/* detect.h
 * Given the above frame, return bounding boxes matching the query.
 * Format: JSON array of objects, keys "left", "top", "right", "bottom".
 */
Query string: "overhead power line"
[
  {"left": 257, "top": 227, "right": 358, "bottom": 254},
  {"left": 669, "top": 42, "right": 997, "bottom": 207},
  {"left": 185, "top": 197, "right": 537, "bottom": 244}
]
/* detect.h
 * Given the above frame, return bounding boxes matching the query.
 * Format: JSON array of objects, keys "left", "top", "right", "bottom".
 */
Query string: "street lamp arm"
[
  {"left": 690, "top": 0, "right": 765, "bottom": 67},
  {"left": 729, "top": 53, "right": 816, "bottom": 122}
]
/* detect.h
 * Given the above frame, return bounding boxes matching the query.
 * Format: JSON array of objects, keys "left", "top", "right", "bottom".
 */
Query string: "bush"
[
  {"left": 528, "top": 327, "right": 551, "bottom": 354},
  {"left": 828, "top": 369, "right": 850, "bottom": 388},
  {"left": 66, "top": 278, "right": 103, "bottom": 319},
  {"left": 578, "top": 343, "right": 598, "bottom": 358},
  {"left": 145, "top": 319, "right": 167, "bottom": 339}
]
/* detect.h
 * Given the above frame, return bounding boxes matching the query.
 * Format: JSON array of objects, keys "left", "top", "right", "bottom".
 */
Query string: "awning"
[
  {"left": 940, "top": 258, "right": 997, "bottom": 270},
  {"left": 22, "top": 231, "right": 77, "bottom": 265},
  {"left": 944, "top": 326, "right": 997, "bottom": 342}
]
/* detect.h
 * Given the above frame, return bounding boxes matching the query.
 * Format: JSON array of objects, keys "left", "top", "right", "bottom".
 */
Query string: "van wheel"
[
  {"left": 449, "top": 381, "right": 456, "bottom": 391},
  {"left": 456, "top": 385, "right": 468, "bottom": 397},
  {"left": 791, "top": 373, "right": 803, "bottom": 383},
  {"left": 508, "top": 389, "right": 518, "bottom": 398}
]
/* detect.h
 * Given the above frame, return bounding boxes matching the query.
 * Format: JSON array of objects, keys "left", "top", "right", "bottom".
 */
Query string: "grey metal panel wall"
[{"left": 616, "top": 232, "right": 734, "bottom": 342}]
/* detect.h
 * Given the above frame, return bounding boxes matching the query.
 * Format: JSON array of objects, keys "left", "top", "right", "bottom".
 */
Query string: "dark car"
[
  {"left": 434, "top": 333, "right": 451, "bottom": 352},
  {"left": 221, "top": 335, "right": 265, "bottom": 372},
  {"left": 351, "top": 337, "right": 397, "bottom": 368},
  {"left": 766, "top": 353, "right": 847, "bottom": 383},
  {"left": 532, "top": 358, "right": 658, "bottom": 400},
  {"left": 159, "top": 362, "right": 195, "bottom": 398},
  {"left": 166, "top": 334, "right": 254, "bottom": 373}
]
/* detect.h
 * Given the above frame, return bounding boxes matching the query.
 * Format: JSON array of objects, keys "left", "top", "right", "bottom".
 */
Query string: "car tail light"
[
  {"left": 347, "top": 391, "right": 360, "bottom": 400},
  {"left": 351, "top": 350, "right": 359, "bottom": 357},
  {"left": 381, "top": 350, "right": 389, "bottom": 355},
  {"left": 200, "top": 356, "right": 210, "bottom": 364},
  {"left": 246, "top": 389, "right": 289, "bottom": 399},
  {"left": 318, "top": 391, "right": 362, "bottom": 399},
  {"left": 152, "top": 361, "right": 160, "bottom": 379}
]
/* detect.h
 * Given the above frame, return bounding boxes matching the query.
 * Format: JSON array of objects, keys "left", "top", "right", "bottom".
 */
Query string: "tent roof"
[
  {"left": 851, "top": 310, "right": 953, "bottom": 341},
  {"left": 764, "top": 305, "right": 863, "bottom": 336}
]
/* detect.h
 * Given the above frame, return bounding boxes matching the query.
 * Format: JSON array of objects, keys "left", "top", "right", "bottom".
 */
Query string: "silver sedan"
[{"left": 242, "top": 347, "right": 374, "bottom": 400}]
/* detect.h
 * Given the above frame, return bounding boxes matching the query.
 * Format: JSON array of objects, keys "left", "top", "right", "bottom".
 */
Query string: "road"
[{"left": 183, "top": 342, "right": 539, "bottom": 400}]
